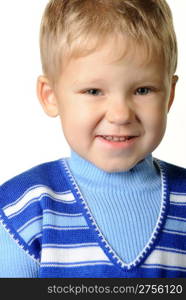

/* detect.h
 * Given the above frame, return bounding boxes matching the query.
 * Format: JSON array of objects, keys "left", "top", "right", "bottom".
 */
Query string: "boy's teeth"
[{"left": 102, "top": 135, "right": 129, "bottom": 142}]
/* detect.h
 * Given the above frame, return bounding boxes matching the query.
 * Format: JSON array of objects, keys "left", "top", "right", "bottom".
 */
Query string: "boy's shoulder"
[
  {"left": 0, "top": 158, "right": 74, "bottom": 262},
  {"left": 157, "top": 158, "right": 186, "bottom": 193},
  {"left": 160, "top": 158, "right": 186, "bottom": 173},
  {"left": 0, "top": 158, "right": 70, "bottom": 208}
]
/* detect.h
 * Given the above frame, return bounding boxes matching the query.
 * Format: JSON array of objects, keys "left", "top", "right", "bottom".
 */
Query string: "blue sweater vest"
[{"left": 0, "top": 157, "right": 186, "bottom": 278}]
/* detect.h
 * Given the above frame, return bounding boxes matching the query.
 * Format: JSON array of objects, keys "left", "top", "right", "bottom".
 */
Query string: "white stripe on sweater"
[
  {"left": 3, "top": 185, "right": 75, "bottom": 217},
  {"left": 170, "top": 193, "right": 186, "bottom": 203},
  {"left": 144, "top": 249, "right": 186, "bottom": 268},
  {"left": 41, "top": 246, "right": 109, "bottom": 264},
  {"left": 43, "top": 225, "right": 89, "bottom": 231},
  {"left": 41, "top": 262, "right": 113, "bottom": 268},
  {"left": 42, "top": 243, "right": 99, "bottom": 248}
]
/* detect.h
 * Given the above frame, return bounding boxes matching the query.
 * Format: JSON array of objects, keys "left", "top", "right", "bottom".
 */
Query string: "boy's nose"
[{"left": 105, "top": 99, "right": 136, "bottom": 125}]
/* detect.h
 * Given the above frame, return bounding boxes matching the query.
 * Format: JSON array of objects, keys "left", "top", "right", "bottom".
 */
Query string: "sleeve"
[
  {"left": 0, "top": 165, "right": 46, "bottom": 267},
  {"left": 0, "top": 222, "right": 40, "bottom": 278}
]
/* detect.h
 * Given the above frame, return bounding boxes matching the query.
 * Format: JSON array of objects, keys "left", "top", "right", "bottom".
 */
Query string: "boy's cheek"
[{"left": 148, "top": 117, "right": 167, "bottom": 138}]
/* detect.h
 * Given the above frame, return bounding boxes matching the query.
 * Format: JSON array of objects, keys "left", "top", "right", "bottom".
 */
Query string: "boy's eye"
[
  {"left": 85, "top": 89, "right": 102, "bottom": 96},
  {"left": 135, "top": 87, "right": 152, "bottom": 95}
]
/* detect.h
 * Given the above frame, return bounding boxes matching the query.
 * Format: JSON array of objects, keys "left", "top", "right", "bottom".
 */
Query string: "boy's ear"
[
  {"left": 168, "top": 75, "right": 178, "bottom": 112},
  {"left": 37, "top": 76, "right": 59, "bottom": 117}
]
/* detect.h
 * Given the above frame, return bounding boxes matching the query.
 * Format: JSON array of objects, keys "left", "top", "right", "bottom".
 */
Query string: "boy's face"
[{"left": 38, "top": 36, "right": 177, "bottom": 172}]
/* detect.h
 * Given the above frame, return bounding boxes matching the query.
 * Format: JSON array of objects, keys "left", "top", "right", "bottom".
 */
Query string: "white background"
[{"left": 0, "top": 0, "right": 186, "bottom": 183}]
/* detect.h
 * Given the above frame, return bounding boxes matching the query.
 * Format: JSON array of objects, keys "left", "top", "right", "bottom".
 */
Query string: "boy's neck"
[{"left": 66, "top": 150, "right": 160, "bottom": 191}]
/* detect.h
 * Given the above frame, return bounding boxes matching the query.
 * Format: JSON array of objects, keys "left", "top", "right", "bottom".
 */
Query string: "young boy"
[{"left": 0, "top": 0, "right": 185, "bottom": 278}]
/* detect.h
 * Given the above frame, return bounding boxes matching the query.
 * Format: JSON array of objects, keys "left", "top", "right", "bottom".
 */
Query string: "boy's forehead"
[
  {"left": 63, "top": 34, "right": 163, "bottom": 72},
  {"left": 63, "top": 51, "right": 166, "bottom": 90},
  {"left": 61, "top": 37, "right": 164, "bottom": 82}
]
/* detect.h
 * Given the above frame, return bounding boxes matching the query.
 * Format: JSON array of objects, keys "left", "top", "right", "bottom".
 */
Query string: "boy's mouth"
[{"left": 98, "top": 135, "right": 137, "bottom": 142}]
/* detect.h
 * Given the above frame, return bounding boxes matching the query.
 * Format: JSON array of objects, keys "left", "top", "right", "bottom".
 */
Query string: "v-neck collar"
[{"left": 61, "top": 158, "right": 169, "bottom": 271}]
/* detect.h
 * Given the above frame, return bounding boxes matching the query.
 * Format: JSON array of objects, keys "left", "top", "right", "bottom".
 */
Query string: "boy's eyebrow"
[
  {"left": 72, "top": 77, "right": 164, "bottom": 87},
  {"left": 72, "top": 79, "right": 106, "bottom": 86}
]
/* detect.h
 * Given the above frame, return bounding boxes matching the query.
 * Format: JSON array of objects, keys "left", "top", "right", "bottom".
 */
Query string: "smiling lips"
[{"left": 98, "top": 135, "right": 138, "bottom": 142}]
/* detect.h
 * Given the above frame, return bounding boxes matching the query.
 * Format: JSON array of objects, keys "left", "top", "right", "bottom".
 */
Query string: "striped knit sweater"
[{"left": 0, "top": 157, "right": 186, "bottom": 278}]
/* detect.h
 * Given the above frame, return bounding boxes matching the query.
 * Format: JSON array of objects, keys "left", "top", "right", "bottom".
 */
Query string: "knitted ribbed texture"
[
  {"left": 0, "top": 224, "right": 39, "bottom": 277},
  {"left": 67, "top": 151, "right": 161, "bottom": 263}
]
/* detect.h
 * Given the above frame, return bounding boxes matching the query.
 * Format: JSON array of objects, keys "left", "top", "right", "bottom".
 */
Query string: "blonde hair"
[{"left": 40, "top": 0, "right": 177, "bottom": 84}]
